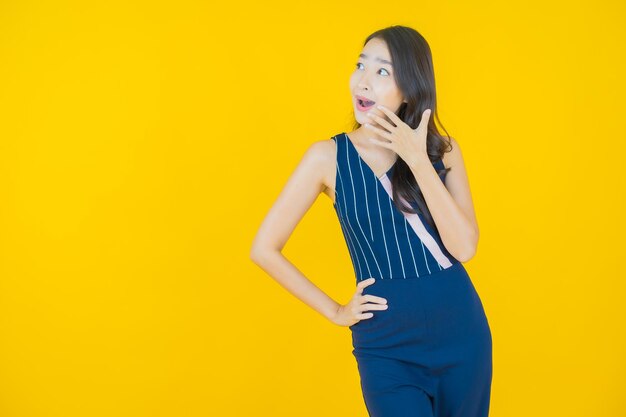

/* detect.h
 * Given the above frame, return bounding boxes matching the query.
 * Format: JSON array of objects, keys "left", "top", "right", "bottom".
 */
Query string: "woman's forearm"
[
  {"left": 251, "top": 249, "right": 342, "bottom": 323},
  {"left": 409, "top": 156, "right": 478, "bottom": 262}
]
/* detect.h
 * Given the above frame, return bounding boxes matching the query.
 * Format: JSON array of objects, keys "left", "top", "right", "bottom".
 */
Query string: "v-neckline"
[{"left": 344, "top": 132, "right": 397, "bottom": 179}]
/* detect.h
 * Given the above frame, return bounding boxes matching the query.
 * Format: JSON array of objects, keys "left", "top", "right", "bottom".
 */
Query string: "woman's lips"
[{"left": 356, "top": 98, "right": 376, "bottom": 112}]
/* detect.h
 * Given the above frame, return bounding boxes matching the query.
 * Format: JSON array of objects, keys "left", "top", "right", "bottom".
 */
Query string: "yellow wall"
[{"left": 0, "top": 1, "right": 624, "bottom": 416}]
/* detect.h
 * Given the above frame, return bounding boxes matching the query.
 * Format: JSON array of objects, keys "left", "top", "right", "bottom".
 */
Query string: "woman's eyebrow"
[{"left": 359, "top": 53, "right": 393, "bottom": 66}]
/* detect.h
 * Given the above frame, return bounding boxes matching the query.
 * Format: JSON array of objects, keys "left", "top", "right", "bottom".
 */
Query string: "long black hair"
[{"left": 351, "top": 25, "right": 453, "bottom": 232}]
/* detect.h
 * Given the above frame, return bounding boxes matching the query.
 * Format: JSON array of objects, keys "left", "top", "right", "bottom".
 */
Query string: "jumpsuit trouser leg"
[{"left": 350, "top": 262, "right": 493, "bottom": 417}]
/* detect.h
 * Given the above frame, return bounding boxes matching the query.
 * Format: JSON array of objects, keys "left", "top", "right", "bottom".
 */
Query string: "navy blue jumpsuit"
[{"left": 331, "top": 132, "right": 493, "bottom": 417}]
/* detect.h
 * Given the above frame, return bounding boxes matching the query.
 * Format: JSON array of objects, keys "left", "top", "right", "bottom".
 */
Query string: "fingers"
[
  {"left": 356, "top": 277, "right": 376, "bottom": 293},
  {"left": 351, "top": 301, "right": 388, "bottom": 323},
  {"left": 355, "top": 278, "right": 388, "bottom": 304},
  {"left": 366, "top": 111, "right": 396, "bottom": 132},
  {"left": 416, "top": 108, "right": 432, "bottom": 131},
  {"left": 360, "top": 302, "right": 389, "bottom": 311},
  {"left": 362, "top": 294, "right": 387, "bottom": 305},
  {"left": 352, "top": 278, "right": 389, "bottom": 324},
  {"left": 364, "top": 122, "right": 393, "bottom": 140},
  {"left": 376, "top": 105, "right": 402, "bottom": 125},
  {"left": 355, "top": 312, "right": 374, "bottom": 320},
  {"left": 368, "top": 107, "right": 397, "bottom": 129}
]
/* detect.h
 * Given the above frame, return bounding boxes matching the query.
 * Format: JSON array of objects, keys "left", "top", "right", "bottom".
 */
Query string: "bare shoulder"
[
  {"left": 306, "top": 138, "right": 337, "bottom": 200},
  {"left": 250, "top": 138, "right": 337, "bottom": 257},
  {"left": 305, "top": 138, "right": 336, "bottom": 164}
]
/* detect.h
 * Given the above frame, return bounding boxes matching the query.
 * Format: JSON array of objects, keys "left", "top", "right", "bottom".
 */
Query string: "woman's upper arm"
[
  {"left": 442, "top": 137, "right": 479, "bottom": 235},
  {"left": 251, "top": 140, "right": 333, "bottom": 256}
]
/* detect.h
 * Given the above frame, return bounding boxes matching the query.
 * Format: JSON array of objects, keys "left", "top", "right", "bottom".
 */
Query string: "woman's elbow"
[
  {"left": 455, "top": 248, "right": 476, "bottom": 263},
  {"left": 250, "top": 244, "right": 266, "bottom": 265},
  {"left": 455, "top": 229, "right": 479, "bottom": 262},
  {"left": 250, "top": 242, "right": 281, "bottom": 265}
]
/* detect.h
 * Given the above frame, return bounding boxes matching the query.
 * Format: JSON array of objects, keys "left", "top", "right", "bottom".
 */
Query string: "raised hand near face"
[{"left": 364, "top": 105, "right": 432, "bottom": 169}]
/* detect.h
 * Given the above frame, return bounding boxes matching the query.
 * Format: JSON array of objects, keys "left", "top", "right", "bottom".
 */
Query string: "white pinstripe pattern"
[
  {"left": 336, "top": 203, "right": 359, "bottom": 278},
  {"left": 332, "top": 139, "right": 361, "bottom": 278},
  {"left": 374, "top": 178, "right": 392, "bottom": 278},
  {"left": 337, "top": 160, "right": 374, "bottom": 278},
  {"left": 378, "top": 174, "right": 453, "bottom": 269},
  {"left": 387, "top": 193, "right": 407, "bottom": 277},
  {"left": 345, "top": 143, "right": 384, "bottom": 279},
  {"left": 340, "top": 161, "right": 380, "bottom": 277},
  {"left": 404, "top": 218, "right": 420, "bottom": 278},
  {"left": 421, "top": 238, "right": 431, "bottom": 274},
  {"left": 337, "top": 200, "right": 366, "bottom": 279},
  {"left": 357, "top": 157, "right": 374, "bottom": 241},
  {"left": 345, "top": 134, "right": 394, "bottom": 278},
  {"left": 333, "top": 134, "right": 454, "bottom": 281}
]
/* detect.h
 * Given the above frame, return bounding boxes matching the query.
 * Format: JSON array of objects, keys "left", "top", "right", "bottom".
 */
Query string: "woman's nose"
[{"left": 357, "top": 73, "right": 373, "bottom": 89}]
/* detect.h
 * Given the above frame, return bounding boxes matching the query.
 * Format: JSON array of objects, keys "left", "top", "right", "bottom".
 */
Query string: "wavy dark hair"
[{"left": 350, "top": 25, "right": 453, "bottom": 232}]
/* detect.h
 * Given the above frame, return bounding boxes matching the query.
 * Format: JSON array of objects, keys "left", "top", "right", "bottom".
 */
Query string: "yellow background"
[{"left": 1, "top": 1, "right": 624, "bottom": 416}]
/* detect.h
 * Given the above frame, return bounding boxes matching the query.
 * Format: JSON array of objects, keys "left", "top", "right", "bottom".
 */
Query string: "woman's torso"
[{"left": 327, "top": 132, "right": 460, "bottom": 282}]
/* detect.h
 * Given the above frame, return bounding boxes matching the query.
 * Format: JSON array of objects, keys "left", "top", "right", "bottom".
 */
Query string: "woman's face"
[{"left": 350, "top": 37, "right": 406, "bottom": 125}]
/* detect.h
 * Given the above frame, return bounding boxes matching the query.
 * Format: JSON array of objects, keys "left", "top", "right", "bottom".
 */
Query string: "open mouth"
[{"left": 358, "top": 98, "right": 376, "bottom": 107}]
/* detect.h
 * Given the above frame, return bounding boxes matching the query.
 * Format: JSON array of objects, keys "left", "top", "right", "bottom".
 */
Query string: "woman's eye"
[{"left": 355, "top": 63, "right": 390, "bottom": 76}]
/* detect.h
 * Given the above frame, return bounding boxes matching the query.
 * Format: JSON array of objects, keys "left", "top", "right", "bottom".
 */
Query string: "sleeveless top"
[{"left": 332, "top": 132, "right": 460, "bottom": 282}]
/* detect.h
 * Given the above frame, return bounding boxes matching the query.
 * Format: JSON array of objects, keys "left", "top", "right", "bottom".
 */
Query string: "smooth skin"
[{"left": 250, "top": 37, "right": 479, "bottom": 327}]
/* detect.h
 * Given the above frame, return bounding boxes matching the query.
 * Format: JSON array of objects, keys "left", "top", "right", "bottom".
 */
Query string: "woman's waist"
[{"left": 356, "top": 260, "right": 465, "bottom": 282}]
